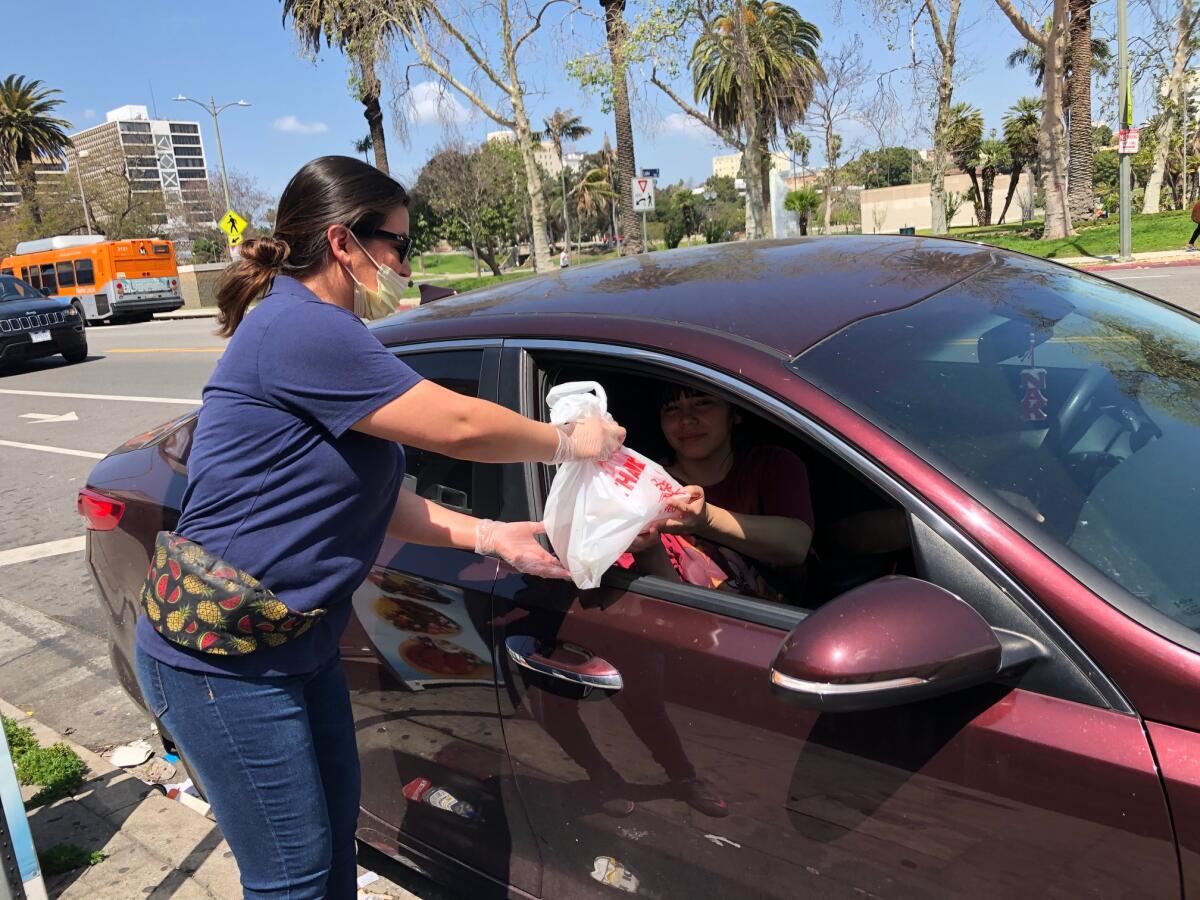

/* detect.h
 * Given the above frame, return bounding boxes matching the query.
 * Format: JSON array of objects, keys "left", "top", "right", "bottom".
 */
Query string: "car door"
[
  {"left": 340, "top": 344, "right": 541, "bottom": 895},
  {"left": 490, "top": 342, "right": 1178, "bottom": 899}
]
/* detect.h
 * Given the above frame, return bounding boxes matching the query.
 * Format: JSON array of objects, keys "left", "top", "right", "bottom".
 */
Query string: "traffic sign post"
[
  {"left": 220, "top": 209, "right": 248, "bottom": 247},
  {"left": 632, "top": 178, "right": 655, "bottom": 252}
]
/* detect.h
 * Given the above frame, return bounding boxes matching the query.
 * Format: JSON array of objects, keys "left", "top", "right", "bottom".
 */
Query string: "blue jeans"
[{"left": 136, "top": 648, "right": 361, "bottom": 899}]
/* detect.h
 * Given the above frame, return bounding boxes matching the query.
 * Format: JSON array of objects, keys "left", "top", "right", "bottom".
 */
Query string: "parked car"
[
  {"left": 81, "top": 236, "right": 1200, "bottom": 898},
  {"left": 0, "top": 274, "right": 87, "bottom": 367}
]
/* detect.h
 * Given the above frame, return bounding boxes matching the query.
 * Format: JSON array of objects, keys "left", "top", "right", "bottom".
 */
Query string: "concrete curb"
[
  {"left": 1074, "top": 256, "right": 1200, "bottom": 272},
  {"left": 154, "top": 309, "right": 220, "bottom": 320},
  {"left": 0, "top": 699, "right": 239, "bottom": 899}
]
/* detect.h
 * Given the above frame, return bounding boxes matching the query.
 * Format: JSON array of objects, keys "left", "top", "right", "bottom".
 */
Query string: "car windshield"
[
  {"left": 792, "top": 255, "right": 1200, "bottom": 639},
  {"left": 0, "top": 276, "right": 42, "bottom": 302}
]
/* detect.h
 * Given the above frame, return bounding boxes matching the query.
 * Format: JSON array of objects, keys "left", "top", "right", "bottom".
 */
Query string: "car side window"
[{"left": 397, "top": 350, "right": 493, "bottom": 515}]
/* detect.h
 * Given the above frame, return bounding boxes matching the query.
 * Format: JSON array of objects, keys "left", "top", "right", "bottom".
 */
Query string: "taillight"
[
  {"left": 77, "top": 488, "right": 125, "bottom": 531},
  {"left": 115, "top": 281, "right": 125, "bottom": 297},
  {"left": 169, "top": 278, "right": 178, "bottom": 292}
]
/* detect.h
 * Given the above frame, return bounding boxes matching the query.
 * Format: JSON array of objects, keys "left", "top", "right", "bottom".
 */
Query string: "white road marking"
[
  {"left": 1107, "top": 274, "right": 1170, "bottom": 280},
  {"left": 0, "top": 439, "right": 104, "bottom": 460},
  {"left": 0, "top": 388, "right": 198, "bottom": 405},
  {"left": 20, "top": 412, "right": 78, "bottom": 423},
  {"left": 0, "top": 536, "right": 86, "bottom": 568}
]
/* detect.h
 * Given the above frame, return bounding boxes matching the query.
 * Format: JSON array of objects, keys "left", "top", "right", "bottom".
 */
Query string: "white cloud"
[
  {"left": 661, "top": 112, "right": 714, "bottom": 141},
  {"left": 408, "top": 81, "right": 469, "bottom": 125},
  {"left": 273, "top": 115, "right": 329, "bottom": 135},
  {"left": 82, "top": 108, "right": 97, "bottom": 120}
]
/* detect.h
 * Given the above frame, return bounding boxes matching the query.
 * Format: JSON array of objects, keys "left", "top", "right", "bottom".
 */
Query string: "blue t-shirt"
[{"left": 137, "top": 275, "right": 423, "bottom": 677}]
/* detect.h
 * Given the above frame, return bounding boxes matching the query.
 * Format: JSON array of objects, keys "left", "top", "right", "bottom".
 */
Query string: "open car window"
[{"left": 792, "top": 257, "right": 1200, "bottom": 642}]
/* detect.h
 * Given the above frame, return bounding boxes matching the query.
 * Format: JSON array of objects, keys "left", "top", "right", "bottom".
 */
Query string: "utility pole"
[
  {"left": 1117, "top": 0, "right": 1132, "bottom": 261},
  {"left": 74, "top": 148, "right": 91, "bottom": 234}
]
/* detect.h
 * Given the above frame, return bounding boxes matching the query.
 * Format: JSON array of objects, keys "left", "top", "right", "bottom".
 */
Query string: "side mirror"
[
  {"left": 769, "top": 576, "right": 1044, "bottom": 712},
  {"left": 418, "top": 282, "right": 458, "bottom": 305}
]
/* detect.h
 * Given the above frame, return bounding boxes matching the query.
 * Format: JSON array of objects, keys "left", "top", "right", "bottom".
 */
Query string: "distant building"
[
  {"left": 712, "top": 151, "right": 791, "bottom": 180},
  {"left": 0, "top": 155, "right": 67, "bottom": 210},
  {"left": 564, "top": 151, "right": 586, "bottom": 175},
  {"left": 67, "top": 105, "right": 213, "bottom": 229},
  {"left": 485, "top": 129, "right": 563, "bottom": 177}
]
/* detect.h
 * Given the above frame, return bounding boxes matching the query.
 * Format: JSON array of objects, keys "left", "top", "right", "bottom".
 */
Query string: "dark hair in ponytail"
[{"left": 214, "top": 156, "right": 409, "bottom": 337}]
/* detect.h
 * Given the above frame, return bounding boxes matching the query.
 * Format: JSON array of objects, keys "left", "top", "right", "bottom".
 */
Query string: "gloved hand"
[
  {"left": 475, "top": 519, "right": 571, "bottom": 579},
  {"left": 551, "top": 415, "right": 626, "bottom": 464}
]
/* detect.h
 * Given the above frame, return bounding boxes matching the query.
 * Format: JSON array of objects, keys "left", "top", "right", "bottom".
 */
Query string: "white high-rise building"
[{"left": 66, "top": 105, "right": 214, "bottom": 229}]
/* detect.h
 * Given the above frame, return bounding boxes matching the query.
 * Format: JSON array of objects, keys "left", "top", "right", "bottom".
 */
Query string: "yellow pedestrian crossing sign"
[{"left": 220, "top": 209, "right": 248, "bottom": 246}]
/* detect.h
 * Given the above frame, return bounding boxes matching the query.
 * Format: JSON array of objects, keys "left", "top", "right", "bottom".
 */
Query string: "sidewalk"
[
  {"left": 1, "top": 700, "right": 429, "bottom": 899},
  {"left": 1052, "top": 248, "right": 1200, "bottom": 271}
]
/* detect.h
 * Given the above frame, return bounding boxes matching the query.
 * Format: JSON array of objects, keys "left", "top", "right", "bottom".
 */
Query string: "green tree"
[
  {"left": 855, "top": 146, "right": 929, "bottom": 188},
  {"left": 281, "top": 0, "right": 400, "bottom": 175},
  {"left": 945, "top": 103, "right": 987, "bottom": 223},
  {"left": 783, "top": 187, "right": 820, "bottom": 234},
  {"left": 787, "top": 132, "right": 811, "bottom": 176},
  {"left": 998, "top": 96, "right": 1042, "bottom": 223},
  {"left": 353, "top": 134, "right": 373, "bottom": 161},
  {"left": 0, "top": 76, "right": 71, "bottom": 226},
  {"left": 600, "top": 0, "right": 645, "bottom": 253},
  {"left": 539, "top": 109, "right": 591, "bottom": 259},
  {"left": 690, "top": 1, "right": 823, "bottom": 236}
]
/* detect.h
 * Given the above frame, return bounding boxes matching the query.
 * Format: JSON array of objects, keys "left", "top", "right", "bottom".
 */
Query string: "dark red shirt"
[{"left": 698, "top": 445, "right": 814, "bottom": 526}]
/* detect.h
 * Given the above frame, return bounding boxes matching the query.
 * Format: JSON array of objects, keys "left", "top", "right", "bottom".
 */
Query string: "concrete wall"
[
  {"left": 177, "top": 263, "right": 227, "bottom": 309},
  {"left": 859, "top": 173, "right": 1035, "bottom": 233}
]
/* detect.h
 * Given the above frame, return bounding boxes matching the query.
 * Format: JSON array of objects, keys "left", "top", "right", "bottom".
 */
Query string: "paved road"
[{"left": 1099, "top": 263, "right": 1200, "bottom": 316}]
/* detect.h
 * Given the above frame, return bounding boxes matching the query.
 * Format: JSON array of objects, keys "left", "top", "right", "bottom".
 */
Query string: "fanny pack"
[{"left": 140, "top": 532, "right": 325, "bottom": 656}]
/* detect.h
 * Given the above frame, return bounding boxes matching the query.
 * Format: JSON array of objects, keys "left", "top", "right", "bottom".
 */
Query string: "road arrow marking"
[{"left": 20, "top": 412, "right": 79, "bottom": 424}]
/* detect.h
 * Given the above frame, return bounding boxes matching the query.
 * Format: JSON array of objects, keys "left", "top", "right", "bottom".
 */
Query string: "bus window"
[
  {"left": 75, "top": 258, "right": 95, "bottom": 286},
  {"left": 0, "top": 268, "right": 11, "bottom": 277},
  {"left": 39, "top": 263, "right": 58, "bottom": 294},
  {"left": 56, "top": 261, "right": 76, "bottom": 288},
  {"left": 153, "top": 245, "right": 170, "bottom": 255},
  {"left": 23, "top": 267, "right": 40, "bottom": 290}
]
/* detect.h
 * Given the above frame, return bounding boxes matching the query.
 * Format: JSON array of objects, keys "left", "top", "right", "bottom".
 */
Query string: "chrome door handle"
[{"left": 504, "top": 635, "right": 623, "bottom": 691}]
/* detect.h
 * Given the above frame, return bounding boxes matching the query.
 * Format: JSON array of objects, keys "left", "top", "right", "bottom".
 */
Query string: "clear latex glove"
[
  {"left": 475, "top": 519, "right": 571, "bottom": 580},
  {"left": 551, "top": 415, "right": 626, "bottom": 464}
]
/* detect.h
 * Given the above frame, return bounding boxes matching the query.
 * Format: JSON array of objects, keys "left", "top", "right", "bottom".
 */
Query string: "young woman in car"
[
  {"left": 630, "top": 385, "right": 814, "bottom": 600},
  {"left": 133, "top": 156, "right": 624, "bottom": 900}
]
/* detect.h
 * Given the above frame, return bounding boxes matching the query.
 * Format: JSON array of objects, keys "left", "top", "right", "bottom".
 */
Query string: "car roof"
[{"left": 380, "top": 235, "right": 1006, "bottom": 357}]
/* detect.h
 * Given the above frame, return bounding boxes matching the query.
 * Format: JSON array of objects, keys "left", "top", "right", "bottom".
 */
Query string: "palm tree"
[
  {"left": 600, "top": 0, "right": 643, "bottom": 253},
  {"left": 945, "top": 103, "right": 984, "bottom": 222},
  {"left": 0, "top": 75, "right": 71, "bottom": 226},
  {"left": 353, "top": 134, "right": 373, "bottom": 161},
  {"left": 787, "top": 132, "right": 811, "bottom": 179},
  {"left": 540, "top": 109, "right": 591, "bottom": 259},
  {"left": 282, "top": 0, "right": 398, "bottom": 175},
  {"left": 691, "top": 1, "right": 823, "bottom": 235},
  {"left": 999, "top": 97, "right": 1042, "bottom": 224},
  {"left": 572, "top": 164, "right": 617, "bottom": 233}
]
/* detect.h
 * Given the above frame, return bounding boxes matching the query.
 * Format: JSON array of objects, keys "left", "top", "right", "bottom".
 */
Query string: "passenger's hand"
[
  {"left": 475, "top": 519, "right": 571, "bottom": 579},
  {"left": 626, "top": 527, "right": 662, "bottom": 554},
  {"left": 658, "top": 486, "right": 711, "bottom": 535},
  {"left": 551, "top": 415, "right": 626, "bottom": 464}
]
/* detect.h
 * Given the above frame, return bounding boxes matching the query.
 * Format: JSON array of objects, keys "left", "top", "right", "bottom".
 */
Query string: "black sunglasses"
[{"left": 352, "top": 227, "right": 414, "bottom": 264}]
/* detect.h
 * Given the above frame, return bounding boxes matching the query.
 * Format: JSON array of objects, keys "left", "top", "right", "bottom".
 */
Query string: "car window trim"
[{"left": 507, "top": 338, "right": 1131, "bottom": 715}]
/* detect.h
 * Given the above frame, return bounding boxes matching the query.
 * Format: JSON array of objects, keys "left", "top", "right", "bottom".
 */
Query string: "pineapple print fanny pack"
[{"left": 141, "top": 532, "right": 325, "bottom": 656}]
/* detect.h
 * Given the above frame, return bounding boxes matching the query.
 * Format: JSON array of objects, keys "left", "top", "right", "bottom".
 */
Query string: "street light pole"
[
  {"left": 173, "top": 94, "right": 249, "bottom": 218},
  {"left": 1117, "top": 0, "right": 1132, "bottom": 261},
  {"left": 74, "top": 149, "right": 92, "bottom": 235}
]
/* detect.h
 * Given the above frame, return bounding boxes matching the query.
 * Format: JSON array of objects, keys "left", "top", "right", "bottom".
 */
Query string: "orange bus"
[{"left": 1, "top": 235, "right": 184, "bottom": 324}]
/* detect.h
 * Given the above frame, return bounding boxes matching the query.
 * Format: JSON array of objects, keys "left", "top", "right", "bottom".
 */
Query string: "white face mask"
[{"left": 344, "top": 233, "right": 409, "bottom": 320}]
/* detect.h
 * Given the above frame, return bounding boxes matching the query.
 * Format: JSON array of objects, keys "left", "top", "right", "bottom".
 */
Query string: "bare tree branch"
[
  {"left": 994, "top": 0, "right": 1045, "bottom": 47},
  {"left": 650, "top": 68, "right": 744, "bottom": 150}
]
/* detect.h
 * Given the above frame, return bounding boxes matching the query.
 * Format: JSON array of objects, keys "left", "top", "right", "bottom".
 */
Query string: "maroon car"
[{"left": 81, "top": 237, "right": 1200, "bottom": 898}]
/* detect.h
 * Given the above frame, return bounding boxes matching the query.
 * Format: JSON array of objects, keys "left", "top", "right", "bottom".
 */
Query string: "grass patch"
[
  {"left": 3, "top": 716, "right": 37, "bottom": 764},
  {"left": 16, "top": 742, "right": 87, "bottom": 808},
  {"left": 411, "top": 252, "right": 479, "bottom": 276},
  {"left": 38, "top": 843, "right": 105, "bottom": 876},
  {"left": 947, "top": 209, "right": 1195, "bottom": 259}
]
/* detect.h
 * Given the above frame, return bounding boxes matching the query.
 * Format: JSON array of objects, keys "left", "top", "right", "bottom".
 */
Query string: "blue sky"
[{"left": 10, "top": 1, "right": 1161, "bottom": 200}]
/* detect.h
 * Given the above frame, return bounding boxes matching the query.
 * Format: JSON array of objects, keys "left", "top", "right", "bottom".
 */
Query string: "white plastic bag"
[{"left": 542, "top": 381, "right": 684, "bottom": 589}]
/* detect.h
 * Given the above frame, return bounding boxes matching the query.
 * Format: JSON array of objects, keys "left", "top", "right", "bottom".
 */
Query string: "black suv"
[{"left": 0, "top": 274, "right": 87, "bottom": 366}]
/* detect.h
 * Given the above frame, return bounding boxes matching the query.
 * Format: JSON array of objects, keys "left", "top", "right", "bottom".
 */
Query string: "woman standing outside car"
[{"left": 133, "top": 156, "right": 624, "bottom": 899}]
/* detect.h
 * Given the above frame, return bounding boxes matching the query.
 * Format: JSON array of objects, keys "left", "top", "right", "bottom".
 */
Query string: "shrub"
[
  {"left": 2, "top": 716, "right": 37, "bottom": 763},
  {"left": 17, "top": 743, "right": 87, "bottom": 808},
  {"left": 38, "top": 843, "right": 105, "bottom": 876}
]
